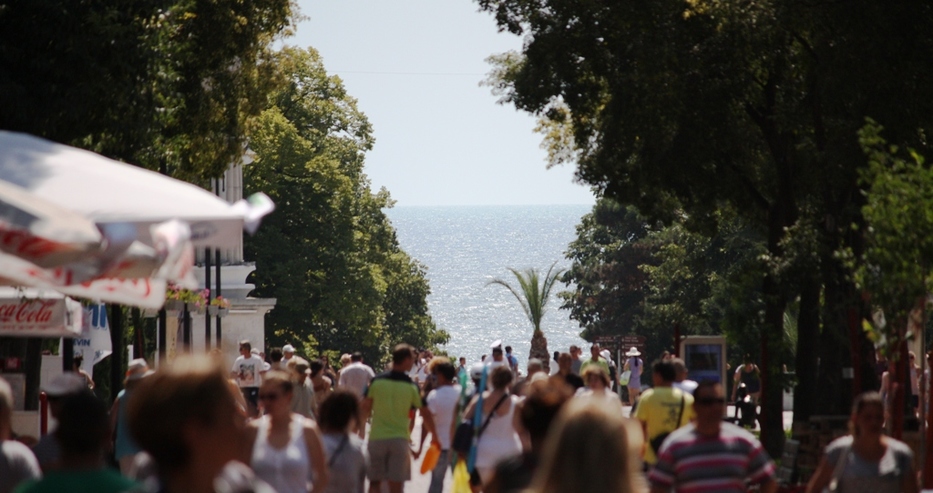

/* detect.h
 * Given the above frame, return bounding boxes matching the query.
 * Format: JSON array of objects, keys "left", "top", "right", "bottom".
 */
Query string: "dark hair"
[
  {"left": 269, "top": 348, "right": 283, "bottom": 363},
  {"left": 318, "top": 390, "right": 359, "bottom": 433},
  {"left": 520, "top": 380, "right": 572, "bottom": 443},
  {"left": 392, "top": 344, "right": 415, "bottom": 365},
  {"left": 692, "top": 379, "right": 721, "bottom": 397},
  {"left": 582, "top": 366, "right": 610, "bottom": 387},
  {"left": 490, "top": 365, "right": 513, "bottom": 390},
  {"left": 505, "top": 346, "right": 513, "bottom": 353},
  {"left": 492, "top": 347, "right": 504, "bottom": 355},
  {"left": 73, "top": 355, "right": 84, "bottom": 366},
  {"left": 434, "top": 362, "right": 456, "bottom": 381},
  {"left": 744, "top": 354, "right": 753, "bottom": 364},
  {"left": 56, "top": 391, "right": 107, "bottom": 456},
  {"left": 850, "top": 391, "right": 884, "bottom": 436},
  {"left": 553, "top": 351, "right": 560, "bottom": 361},
  {"left": 310, "top": 359, "right": 325, "bottom": 377},
  {"left": 262, "top": 370, "right": 294, "bottom": 394},
  {"left": 351, "top": 352, "right": 363, "bottom": 362},
  {"left": 652, "top": 359, "right": 676, "bottom": 382},
  {"left": 239, "top": 340, "right": 252, "bottom": 352}
]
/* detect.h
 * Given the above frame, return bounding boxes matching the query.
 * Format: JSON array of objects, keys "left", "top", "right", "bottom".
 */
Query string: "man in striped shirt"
[{"left": 649, "top": 380, "right": 777, "bottom": 493}]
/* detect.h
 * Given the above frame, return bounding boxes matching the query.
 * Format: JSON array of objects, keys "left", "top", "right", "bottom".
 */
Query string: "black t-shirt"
[{"left": 565, "top": 373, "right": 584, "bottom": 390}]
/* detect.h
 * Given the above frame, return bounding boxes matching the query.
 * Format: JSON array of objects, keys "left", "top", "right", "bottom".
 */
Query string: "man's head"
[
  {"left": 392, "top": 343, "right": 416, "bottom": 371},
  {"left": 558, "top": 352, "right": 572, "bottom": 373},
  {"left": 569, "top": 345, "right": 581, "bottom": 359},
  {"left": 527, "top": 358, "right": 544, "bottom": 376},
  {"left": 652, "top": 359, "right": 676, "bottom": 386},
  {"left": 459, "top": 357, "right": 466, "bottom": 366},
  {"left": 433, "top": 362, "right": 457, "bottom": 385},
  {"left": 671, "top": 358, "right": 688, "bottom": 383},
  {"left": 590, "top": 344, "right": 601, "bottom": 359},
  {"left": 57, "top": 392, "right": 110, "bottom": 462},
  {"left": 239, "top": 340, "right": 251, "bottom": 356},
  {"left": 282, "top": 344, "right": 295, "bottom": 358},
  {"left": 505, "top": 346, "right": 513, "bottom": 355},
  {"left": 492, "top": 346, "right": 504, "bottom": 361},
  {"left": 351, "top": 352, "right": 363, "bottom": 363},
  {"left": 42, "top": 373, "right": 88, "bottom": 418},
  {"left": 692, "top": 381, "right": 726, "bottom": 429},
  {"left": 269, "top": 347, "right": 283, "bottom": 363}
]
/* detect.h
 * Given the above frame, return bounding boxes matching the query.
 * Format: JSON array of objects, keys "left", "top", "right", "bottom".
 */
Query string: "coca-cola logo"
[{"left": 0, "top": 299, "right": 58, "bottom": 325}]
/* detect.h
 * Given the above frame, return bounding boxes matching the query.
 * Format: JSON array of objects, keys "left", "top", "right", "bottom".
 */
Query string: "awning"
[{"left": 0, "top": 288, "right": 83, "bottom": 338}]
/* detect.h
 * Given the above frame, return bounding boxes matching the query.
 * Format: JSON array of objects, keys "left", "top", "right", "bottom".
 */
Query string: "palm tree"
[{"left": 488, "top": 262, "right": 565, "bottom": 372}]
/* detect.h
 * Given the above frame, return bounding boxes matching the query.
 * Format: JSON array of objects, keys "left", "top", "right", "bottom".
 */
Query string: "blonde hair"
[
  {"left": 582, "top": 366, "right": 611, "bottom": 387},
  {"left": 531, "top": 399, "right": 644, "bottom": 493}
]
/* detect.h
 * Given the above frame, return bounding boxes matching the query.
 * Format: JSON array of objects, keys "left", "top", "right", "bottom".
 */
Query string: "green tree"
[
  {"left": 489, "top": 263, "right": 565, "bottom": 371},
  {"left": 244, "top": 47, "right": 446, "bottom": 366},
  {"left": 476, "top": 0, "right": 933, "bottom": 454}
]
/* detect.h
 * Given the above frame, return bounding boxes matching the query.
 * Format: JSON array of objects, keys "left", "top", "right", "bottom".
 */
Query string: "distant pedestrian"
[
  {"left": 623, "top": 347, "right": 644, "bottom": 406},
  {"left": 580, "top": 344, "right": 610, "bottom": 377},
  {"left": 670, "top": 358, "right": 698, "bottom": 395},
  {"left": 318, "top": 391, "right": 367, "bottom": 493},
  {"left": 338, "top": 352, "right": 376, "bottom": 399},
  {"left": 505, "top": 346, "right": 519, "bottom": 374},
  {"left": 0, "top": 376, "right": 40, "bottom": 493},
  {"left": 282, "top": 344, "right": 296, "bottom": 365},
  {"left": 569, "top": 345, "right": 583, "bottom": 375},
  {"left": 549, "top": 352, "right": 560, "bottom": 376},
  {"left": 424, "top": 361, "right": 459, "bottom": 493},
  {"left": 287, "top": 357, "right": 316, "bottom": 420},
  {"left": 732, "top": 355, "right": 761, "bottom": 406},
  {"left": 310, "top": 359, "right": 333, "bottom": 413},
  {"left": 578, "top": 367, "right": 623, "bottom": 413},
  {"left": 268, "top": 347, "right": 284, "bottom": 371},
  {"left": 17, "top": 392, "right": 137, "bottom": 493},
  {"left": 649, "top": 381, "right": 776, "bottom": 493},
  {"left": 633, "top": 359, "right": 695, "bottom": 467},
  {"left": 231, "top": 340, "right": 264, "bottom": 417},
  {"left": 361, "top": 344, "right": 439, "bottom": 493},
  {"left": 71, "top": 355, "right": 94, "bottom": 390},
  {"left": 549, "top": 352, "right": 584, "bottom": 392},
  {"left": 109, "top": 358, "right": 153, "bottom": 475},
  {"left": 248, "top": 371, "right": 329, "bottom": 493}
]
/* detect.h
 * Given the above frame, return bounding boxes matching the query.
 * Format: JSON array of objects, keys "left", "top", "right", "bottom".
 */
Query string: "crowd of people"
[{"left": 0, "top": 339, "right": 919, "bottom": 493}]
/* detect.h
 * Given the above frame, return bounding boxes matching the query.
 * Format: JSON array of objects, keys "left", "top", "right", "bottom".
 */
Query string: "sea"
[{"left": 386, "top": 204, "right": 592, "bottom": 366}]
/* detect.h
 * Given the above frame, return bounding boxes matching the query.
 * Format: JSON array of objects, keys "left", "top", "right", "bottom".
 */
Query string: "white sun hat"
[{"left": 625, "top": 347, "right": 642, "bottom": 357}]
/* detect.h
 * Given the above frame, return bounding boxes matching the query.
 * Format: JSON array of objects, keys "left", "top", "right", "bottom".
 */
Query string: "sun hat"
[
  {"left": 42, "top": 373, "right": 87, "bottom": 396},
  {"left": 282, "top": 344, "right": 295, "bottom": 353},
  {"left": 600, "top": 349, "right": 613, "bottom": 361},
  {"left": 625, "top": 347, "right": 642, "bottom": 357},
  {"left": 490, "top": 340, "right": 502, "bottom": 349},
  {"left": 125, "top": 358, "right": 154, "bottom": 381}
]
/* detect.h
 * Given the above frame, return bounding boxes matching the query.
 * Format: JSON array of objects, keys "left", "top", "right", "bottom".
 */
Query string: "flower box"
[{"left": 208, "top": 306, "right": 230, "bottom": 317}]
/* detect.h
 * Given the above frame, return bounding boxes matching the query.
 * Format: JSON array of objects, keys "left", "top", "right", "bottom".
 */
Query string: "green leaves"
[{"left": 488, "top": 262, "right": 565, "bottom": 335}]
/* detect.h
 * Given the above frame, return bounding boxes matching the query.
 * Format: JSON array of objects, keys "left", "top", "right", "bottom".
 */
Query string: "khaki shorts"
[{"left": 368, "top": 438, "right": 411, "bottom": 482}]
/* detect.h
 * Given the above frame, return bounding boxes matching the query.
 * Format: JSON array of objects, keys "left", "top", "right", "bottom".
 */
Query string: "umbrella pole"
[
  {"left": 158, "top": 309, "right": 166, "bottom": 365},
  {"left": 215, "top": 248, "right": 222, "bottom": 350},
  {"left": 205, "top": 248, "right": 212, "bottom": 350},
  {"left": 62, "top": 338, "right": 74, "bottom": 373}
]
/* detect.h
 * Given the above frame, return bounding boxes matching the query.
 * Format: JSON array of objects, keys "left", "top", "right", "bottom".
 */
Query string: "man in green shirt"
[
  {"left": 580, "top": 343, "right": 610, "bottom": 379},
  {"left": 361, "top": 344, "right": 439, "bottom": 493}
]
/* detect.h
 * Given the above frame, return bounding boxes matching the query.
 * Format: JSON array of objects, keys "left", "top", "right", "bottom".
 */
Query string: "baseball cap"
[
  {"left": 125, "top": 358, "right": 154, "bottom": 381},
  {"left": 283, "top": 344, "right": 295, "bottom": 353},
  {"left": 42, "top": 373, "right": 87, "bottom": 397}
]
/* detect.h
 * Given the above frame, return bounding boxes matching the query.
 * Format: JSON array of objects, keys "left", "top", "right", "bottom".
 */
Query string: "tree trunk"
[
  {"left": 530, "top": 330, "right": 549, "bottom": 373},
  {"left": 793, "top": 274, "right": 820, "bottom": 425}
]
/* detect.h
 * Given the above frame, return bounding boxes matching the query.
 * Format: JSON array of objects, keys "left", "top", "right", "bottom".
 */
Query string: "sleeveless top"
[
  {"left": 251, "top": 414, "right": 311, "bottom": 493},
  {"left": 475, "top": 395, "right": 522, "bottom": 468}
]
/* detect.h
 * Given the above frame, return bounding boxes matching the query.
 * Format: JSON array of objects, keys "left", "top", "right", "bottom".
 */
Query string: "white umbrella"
[
  {"left": 0, "top": 179, "right": 103, "bottom": 268},
  {"left": 0, "top": 131, "right": 273, "bottom": 249}
]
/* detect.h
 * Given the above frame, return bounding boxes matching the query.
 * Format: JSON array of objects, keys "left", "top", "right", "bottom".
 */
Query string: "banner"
[
  {"left": 64, "top": 304, "right": 112, "bottom": 378},
  {"left": 0, "top": 288, "right": 83, "bottom": 337}
]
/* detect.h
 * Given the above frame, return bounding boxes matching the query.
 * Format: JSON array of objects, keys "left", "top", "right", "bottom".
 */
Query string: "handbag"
[
  {"left": 619, "top": 370, "right": 632, "bottom": 386},
  {"left": 452, "top": 393, "right": 510, "bottom": 456},
  {"left": 650, "top": 392, "right": 685, "bottom": 454}
]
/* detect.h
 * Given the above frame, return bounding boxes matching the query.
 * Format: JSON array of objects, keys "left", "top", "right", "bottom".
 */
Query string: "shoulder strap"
[
  {"left": 828, "top": 445, "right": 850, "bottom": 491},
  {"left": 676, "top": 392, "right": 685, "bottom": 426},
  {"left": 476, "top": 394, "right": 510, "bottom": 439},
  {"left": 328, "top": 434, "right": 350, "bottom": 468}
]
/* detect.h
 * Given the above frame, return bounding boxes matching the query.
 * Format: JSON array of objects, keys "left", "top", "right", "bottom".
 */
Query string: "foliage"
[
  {"left": 243, "top": 47, "right": 447, "bottom": 366},
  {"left": 849, "top": 120, "right": 933, "bottom": 352},
  {"left": 165, "top": 284, "right": 209, "bottom": 307},
  {"left": 489, "top": 262, "right": 565, "bottom": 335},
  {"left": 0, "top": 0, "right": 294, "bottom": 179}
]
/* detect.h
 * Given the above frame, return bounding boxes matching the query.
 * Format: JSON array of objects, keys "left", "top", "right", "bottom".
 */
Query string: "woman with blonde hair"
[
  {"left": 805, "top": 391, "right": 917, "bottom": 493},
  {"left": 530, "top": 398, "right": 645, "bottom": 493}
]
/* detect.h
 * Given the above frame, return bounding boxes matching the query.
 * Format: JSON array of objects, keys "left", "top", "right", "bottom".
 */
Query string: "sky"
[{"left": 289, "top": 0, "right": 595, "bottom": 207}]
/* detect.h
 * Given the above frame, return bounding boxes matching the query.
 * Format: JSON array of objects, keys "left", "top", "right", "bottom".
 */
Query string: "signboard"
[
  {"left": 619, "top": 335, "right": 646, "bottom": 357},
  {"left": 61, "top": 304, "right": 112, "bottom": 378},
  {"left": 594, "top": 335, "right": 622, "bottom": 351},
  {"left": 0, "top": 288, "right": 83, "bottom": 337},
  {"left": 679, "top": 335, "right": 727, "bottom": 384}
]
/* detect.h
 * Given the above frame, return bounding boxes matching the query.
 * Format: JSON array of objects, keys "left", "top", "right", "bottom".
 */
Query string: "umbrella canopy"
[
  {"left": 0, "top": 287, "right": 83, "bottom": 338},
  {"left": 0, "top": 131, "right": 270, "bottom": 249},
  {"left": 0, "top": 179, "right": 103, "bottom": 268}
]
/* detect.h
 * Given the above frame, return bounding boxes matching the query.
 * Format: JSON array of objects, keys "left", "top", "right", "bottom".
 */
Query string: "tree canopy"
[{"left": 243, "top": 47, "right": 447, "bottom": 365}]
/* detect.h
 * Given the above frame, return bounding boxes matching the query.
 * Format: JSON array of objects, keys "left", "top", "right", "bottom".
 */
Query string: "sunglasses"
[
  {"left": 258, "top": 392, "right": 282, "bottom": 401},
  {"left": 696, "top": 397, "right": 726, "bottom": 406}
]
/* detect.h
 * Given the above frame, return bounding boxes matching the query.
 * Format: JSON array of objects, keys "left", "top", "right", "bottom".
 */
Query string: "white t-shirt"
[
  {"left": 232, "top": 355, "right": 265, "bottom": 388},
  {"left": 427, "top": 385, "right": 461, "bottom": 450},
  {"left": 338, "top": 362, "right": 376, "bottom": 397},
  {"left": 673, "top": 379, "right": 699, "bottom": 394}
]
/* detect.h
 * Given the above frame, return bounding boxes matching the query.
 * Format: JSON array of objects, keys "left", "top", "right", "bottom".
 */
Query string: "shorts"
[
  {"left": 368, "top": 438, "right": 411, "bottom": 482},
  {"left": 241, "top": 387, "right": 258, "bottom": 408}
]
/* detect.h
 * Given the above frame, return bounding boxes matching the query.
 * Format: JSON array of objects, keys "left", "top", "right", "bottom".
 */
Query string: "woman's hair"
[
  {"left": 262, "top": 370, "right": 294, "bottom": 394},
  {"left": 531, "top": 399, "right": 642, "bottom": 493},
  {"left": 127, "top": 356, "right": 238, "bottom": 471},
  {"left": 520, "top": 380, "right": 572, "bottom": 446},
  {"left": 849, "top": 391, "right": 884, "bottom": 436},
  {"left": 582, "top": 366, "right": 610, "bottom": 388},
  {"left": 490, "top": 365, "right": 514, "bottom": 390},
  {"left": 318, "top": 390, "right": 359, "bottom": 433},
  {"left": 310, "top": 359, "right": 325, "bottom": 377}
]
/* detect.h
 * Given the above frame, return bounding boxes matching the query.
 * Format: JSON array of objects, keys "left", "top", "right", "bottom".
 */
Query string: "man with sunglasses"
[{"left": 648, "top": 381, "right": 777, "bottom": 493}]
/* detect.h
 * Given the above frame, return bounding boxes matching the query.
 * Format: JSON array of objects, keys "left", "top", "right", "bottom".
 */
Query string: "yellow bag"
[{"left": 452, "top": 459, "right": 472, "bottom": 493}]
